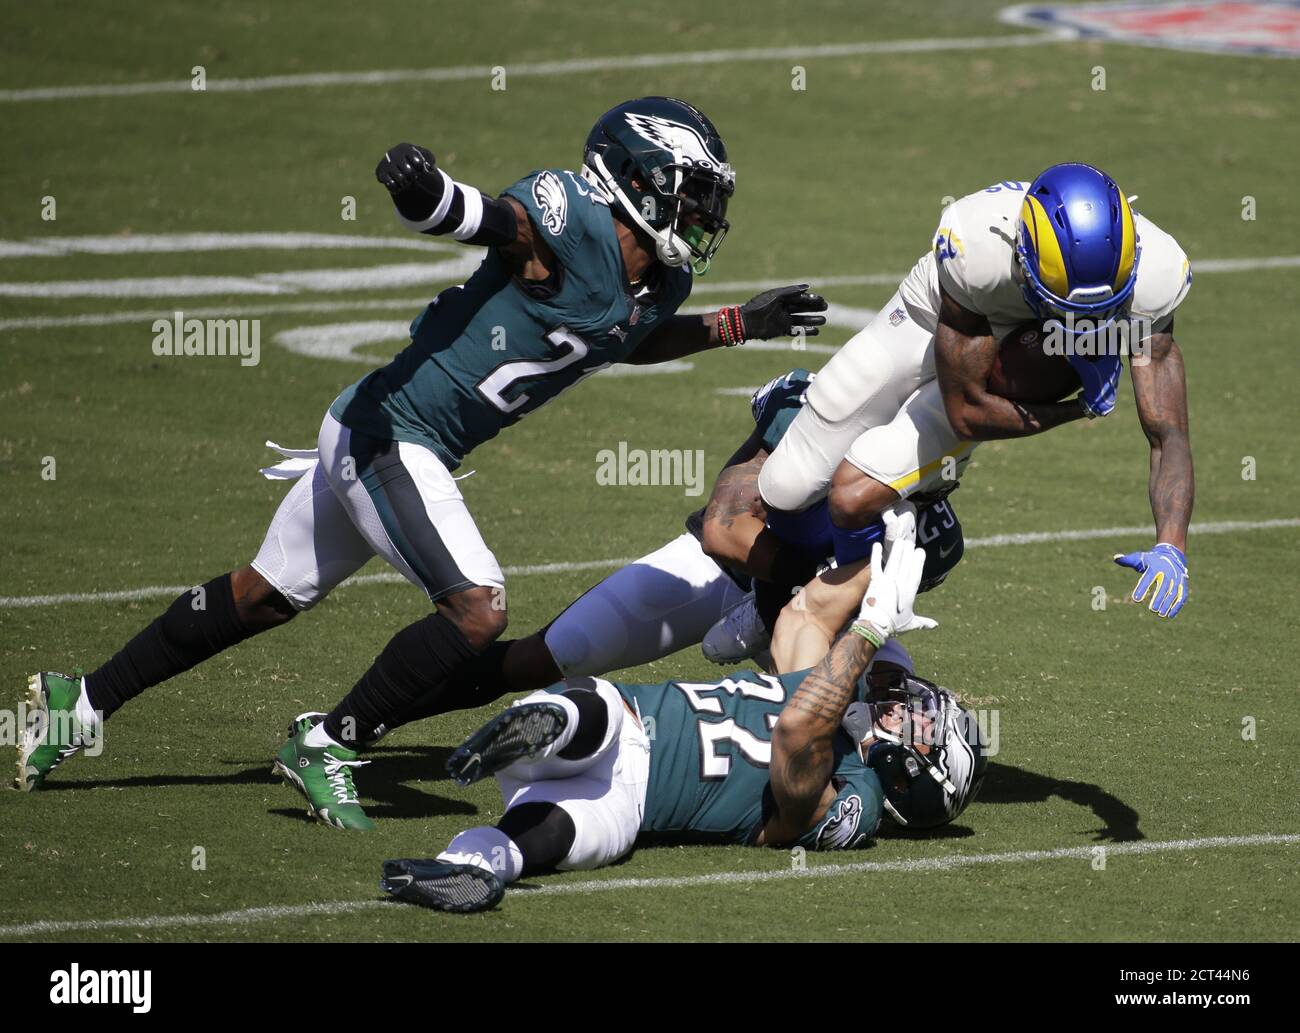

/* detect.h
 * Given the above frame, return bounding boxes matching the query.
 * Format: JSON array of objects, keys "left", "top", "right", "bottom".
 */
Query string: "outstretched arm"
[
  {"left": 1130, "top": 329, "right": 1194, "bottom": 551},
  {"left": 764, "top": 525, "right": 934, "bottom": 844},
  {"left": 1111, "top": 327, "right": 1194, "bottom": 619},
  {"left": 764, "top": 625, "right": 877, "bottom": 843},
  {"left": 376, "top": 143, "right": 527, "bottom": 251},
  {"left": 623, "top": 312, "right": 722, "bottom": 364},
  {"left": 769, "top": 557, "right": 871, "bottom": 674},
  {"left": 625, "top": 284, "right": 828, "bottom": 365},
  {"left": 934, "top": 286, "right": 1085, "bottom": 440}
]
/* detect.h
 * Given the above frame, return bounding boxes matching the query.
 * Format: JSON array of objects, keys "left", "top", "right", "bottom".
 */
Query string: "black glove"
[
  {"left": 725, "top": 284, "right": 828, "bottom": 344},
  {"left": 375, "top": 142, "right": 442, "bottom": 200}
]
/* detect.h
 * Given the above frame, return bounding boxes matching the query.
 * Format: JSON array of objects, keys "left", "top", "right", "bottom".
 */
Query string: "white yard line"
[
  {"left": 0, "top": 832, "right": 1293, "bottom": 938},
  {"left": 1, "top": 253, "right": 1294, "bottom": 326},
  {"left": 0, "top": 258, "right": 483, "bottom": 299},
  {"left": 964, "top": 517, "right": 1300, "bottom": 548},
  {"left": 0, "top": 268, "right": 885, "bottom": 301},
  {"left": 0, "top": 34, "right": 1071, "bottom": 104},
  {"left": 0, "top": 232, "right": 457, "bottom": 259},
  {"left": 2, "top": 518, "right": 1295, "bottom": 610},
  {"left": 0, "top": 297, "right": 435, "bottom": 332}
]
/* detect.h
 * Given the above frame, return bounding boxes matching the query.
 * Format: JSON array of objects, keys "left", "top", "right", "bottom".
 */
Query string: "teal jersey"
[
  {"left": 751, "top": 367, "right": 815, "bottom": 454},
  {"left": 330, "top": 168, "right": 693, "bottom": 468},
  {"left": 620, "top": 669, "right": 883, "bottom": 850}
]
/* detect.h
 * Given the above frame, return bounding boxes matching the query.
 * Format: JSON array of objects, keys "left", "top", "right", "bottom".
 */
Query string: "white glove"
[
  {"left": 854, "top": 533, "right": 937, "bottom": 644},
  {"left": 881, "top": 500, "right": 917, "bottom": 563}
]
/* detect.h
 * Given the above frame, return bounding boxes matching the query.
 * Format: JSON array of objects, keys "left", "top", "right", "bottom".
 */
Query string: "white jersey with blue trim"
[{"left": 899, "top": 181, "right": 1192, "bottom": 344}]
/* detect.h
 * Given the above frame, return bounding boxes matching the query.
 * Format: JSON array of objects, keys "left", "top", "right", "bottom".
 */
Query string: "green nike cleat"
[
  {"left": 15, "top": 670, "right": 93, "bottom": 791},
  {"left": 273, "top": 713, "right": 375, "bottom": 831}
]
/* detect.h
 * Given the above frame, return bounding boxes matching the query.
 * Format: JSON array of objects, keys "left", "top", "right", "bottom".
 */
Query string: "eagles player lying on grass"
[
  {"left": 15, "top": 97, "right": 827, "bottom": 815},
  {"left": 381, "top": 518, "right": 987, "bottom": 913},
  {"left": 333, "top": 368, "right": 964, "bottom": 750},
  {"left": 758, "top": 163, "right": 1194, "bottom": 621}
]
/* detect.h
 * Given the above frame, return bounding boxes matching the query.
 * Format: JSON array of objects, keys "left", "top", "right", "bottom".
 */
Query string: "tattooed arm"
[
  {"left": 934, "top": 286, "right": 1085, "bottom": 441},
  {"left": 760, "top": 627, "right": 877, "bottom": 845},
  {"left": 1130, "top": 328, "right": 1194, "bottom": 550},
  {"left": 761, "top": 525, "right": 934, "bottom": 845},
  {"left": 699, "top": 431, "right": 797, "bottom": 580}
]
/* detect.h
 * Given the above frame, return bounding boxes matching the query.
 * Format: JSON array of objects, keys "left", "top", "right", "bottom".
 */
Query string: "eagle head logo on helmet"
[{"left": 581, "top": 97, "right": 734, "bottom": 274}]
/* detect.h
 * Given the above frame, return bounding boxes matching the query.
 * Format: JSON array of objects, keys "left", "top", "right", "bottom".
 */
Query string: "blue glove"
[
  {"left": 1113, "top": 543, "right": 1188, "bottom": 619},
  {"left": 1068, "top": 353, "right": 1122, "bottom": 418}
]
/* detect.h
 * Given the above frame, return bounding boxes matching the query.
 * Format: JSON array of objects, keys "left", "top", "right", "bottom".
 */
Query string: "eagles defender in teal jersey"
[
  {"left": 16, "top": 99, "right": 826, "bottom": 825},
  {"left": 349, "top": 368, "right": 966, "bottom": 743},
  {"left": 383, "top": 517, "right": 988, "bottom": 913}
]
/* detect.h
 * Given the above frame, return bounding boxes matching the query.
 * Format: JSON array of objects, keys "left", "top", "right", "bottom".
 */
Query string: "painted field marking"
[
  {"left": 0, "top": 832, "right": 1293, "bottom": 938},
  {"left": 0, "top": 33, "right": 1072, "bottom": 104},
  {"left": 0, "top": 253, "right": 1294, "bottom": 328},
  {"left": 2, "top": 518, "right": 1295, "bottom": 610},
  {"left": 0, "top": 232, "right": 458, "bottom": 259}
]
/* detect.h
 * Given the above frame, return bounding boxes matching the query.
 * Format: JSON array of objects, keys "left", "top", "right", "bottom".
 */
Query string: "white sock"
[
  {"left": 303, "top": 721, "right": 342, "bottom": 749},
  {"left": 74, "top": 678, "right": 100, "bottom": 734},
  {"left": 535, "top": 691, "right": 580, "bottom": 759},
  {"left": 503, "top": 684, "right": 623, "bottom": 781},
  {"left": 495, "top": 691, "right": 583, "bottom": 782},
  {"left": 438, "top": 826, "right": 525, "bottom": 884}
]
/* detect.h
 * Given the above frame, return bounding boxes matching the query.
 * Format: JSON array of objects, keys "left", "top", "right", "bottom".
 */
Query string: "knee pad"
[
  {"left": 497, "top": 803, "right": 577, "bottom": 876},
  {"left": 558, "top": 679, "right": 618, "bottom": 759}
]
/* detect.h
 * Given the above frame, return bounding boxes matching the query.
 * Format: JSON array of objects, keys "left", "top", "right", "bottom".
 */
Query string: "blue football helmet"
[
  {"left": 1016, "top": 163, "right": 1140, "bottom": 415},
  {"left": 1015, "top": 162, "right": 1140, "bottom": 331}
]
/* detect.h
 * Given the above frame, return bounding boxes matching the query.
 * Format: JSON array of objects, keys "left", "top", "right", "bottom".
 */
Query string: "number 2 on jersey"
[
  {"left": 674, "top": 676, "right": 784, "bottom": 778},
  {"left": 476, "top": 326, "right": 609, "bottom": 415}
]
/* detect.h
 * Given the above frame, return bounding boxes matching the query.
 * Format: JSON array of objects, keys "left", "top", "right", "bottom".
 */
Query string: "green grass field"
[{"left": 1, "top": 1, "right": 1297, "bottom": 942}]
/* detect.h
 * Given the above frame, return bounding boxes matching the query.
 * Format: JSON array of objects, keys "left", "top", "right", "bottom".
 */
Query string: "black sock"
[
  {"left": 497, "top": 802, "right": 576, "bottom": 876},
  {"left": 85, "top": 574, "right": 255, "bottom": 720},
  {"left": 382, "top": 639, "right": 513, "bottom": 729},
  {"left": 557, "top": 684, "right": 610, "bottom": 760},
  {"left": 325, "top": 612, "right": 482, "bottom": 746}
]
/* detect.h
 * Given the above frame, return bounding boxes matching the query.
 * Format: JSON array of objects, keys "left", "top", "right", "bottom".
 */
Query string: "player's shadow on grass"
[
  {"left": 37, "top": 763, "right": 275, "bottom": 791},
  {"left": 360, "top": 745, "right": 478, "bottom": 819},
  {"left": 270, "top": 745, "right": 478, "bottom": 823},
  {"left": 877, "top": 822, "right": 977, "bottom": 841},
  {"left": 976, "top": 762, "right": 1144, "bottom": 842}
]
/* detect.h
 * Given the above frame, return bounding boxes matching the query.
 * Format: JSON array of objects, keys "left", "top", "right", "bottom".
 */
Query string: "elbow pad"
[{"left": 395, "top": 173, "right": 516, "bottom": 247}]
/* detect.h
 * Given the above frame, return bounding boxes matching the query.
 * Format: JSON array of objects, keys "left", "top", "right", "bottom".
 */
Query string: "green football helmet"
[
  {"left": 863, "top": 673, "right": 989, "bottom": 830},
  {"left": 581, "top": 96, "right": 734, "bottom": 273}
]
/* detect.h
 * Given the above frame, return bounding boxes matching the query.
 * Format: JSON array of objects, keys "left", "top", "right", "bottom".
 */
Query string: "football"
[{"left": 986, "top": 322, "right": 1081, "bottom": 404}]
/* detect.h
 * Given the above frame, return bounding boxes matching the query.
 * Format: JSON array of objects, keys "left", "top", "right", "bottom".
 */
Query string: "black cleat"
[
  {"left": 446, "top": 701, "right": 568, "bottom": 787},
  {"left": 381, "top": 858, "right": 504, "bottom": 913}
]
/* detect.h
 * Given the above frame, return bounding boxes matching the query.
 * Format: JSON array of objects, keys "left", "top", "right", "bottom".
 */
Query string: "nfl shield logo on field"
[{"left": 1001, "top": 1, "right": 1300, "bottom": 58}]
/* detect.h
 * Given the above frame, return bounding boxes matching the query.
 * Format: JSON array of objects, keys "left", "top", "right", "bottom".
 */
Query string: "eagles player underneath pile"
[
  {"left": 758, "top": 163, "right": 1195, "bottom": 621},
  {"left": 384, "top": 367, "right": 965, "bottom": 710},
  {"left": 381, "top": 516, "right": 986, "bottom": 912},
  {"left": 15, "top": 98, "right": 827, "bottom": 824}
]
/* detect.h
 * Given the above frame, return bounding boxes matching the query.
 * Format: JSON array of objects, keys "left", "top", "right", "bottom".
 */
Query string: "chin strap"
[{"left": 583, "top": 152, "right": 690, "bottom": 268}]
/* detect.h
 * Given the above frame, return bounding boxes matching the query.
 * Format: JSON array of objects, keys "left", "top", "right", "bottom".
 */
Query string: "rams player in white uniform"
[{"left": 757, "top": 163, "right": 1194, "bottom": 619}]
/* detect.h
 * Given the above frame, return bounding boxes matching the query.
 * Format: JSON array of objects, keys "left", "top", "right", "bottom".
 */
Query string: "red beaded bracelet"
[{"left": 717, "top": 305, "right": 746, "bottom": 347}]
